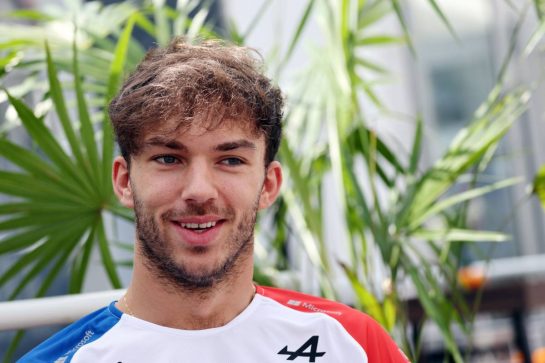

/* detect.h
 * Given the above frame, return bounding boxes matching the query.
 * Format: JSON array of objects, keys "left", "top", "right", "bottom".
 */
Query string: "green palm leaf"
[
  {"left": 0, "top": 29, "right": 135, "bottom": 299},
  {"left": 533, "top": 164, "right": 545, "bottom": 211},
  {"left": 5, "top": 93, "right": 89, "bottom": 189},
  {"left": 404, "top": 88, "right": 529, "bottom": 226}
]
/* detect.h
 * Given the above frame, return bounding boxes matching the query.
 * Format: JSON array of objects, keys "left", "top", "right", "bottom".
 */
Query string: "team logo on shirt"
[{"left": 278, "top": 335, "right": 325, "bottom": 362}]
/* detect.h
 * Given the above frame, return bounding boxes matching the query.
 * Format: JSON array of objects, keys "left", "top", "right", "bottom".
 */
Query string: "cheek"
[
  {"left": 219, "top": 177, "right": 261, "bottom": 206},
  {"left": 133, "top": 174, "right": 180, "bottom": 209}
]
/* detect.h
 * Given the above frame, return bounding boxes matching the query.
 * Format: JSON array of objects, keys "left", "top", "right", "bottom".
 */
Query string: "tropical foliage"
[
  {"left": 534, "top": 165, "right": 545, "bottom": 211},
  {"left": 274, "top": 2, "right": 531, "bottom": 361},
  {"left": 0, "top": 0, "right": 543, "bottom": 362}
]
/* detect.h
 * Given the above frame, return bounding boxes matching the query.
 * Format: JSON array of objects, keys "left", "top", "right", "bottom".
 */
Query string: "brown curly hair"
[{"left": 109, "top": 37, "right": 283, "bottom": 165}]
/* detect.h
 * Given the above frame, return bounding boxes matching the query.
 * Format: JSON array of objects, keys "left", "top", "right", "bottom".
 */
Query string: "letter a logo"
[{"left": 278, "top": 335, "right": 326, "bottom": 362}]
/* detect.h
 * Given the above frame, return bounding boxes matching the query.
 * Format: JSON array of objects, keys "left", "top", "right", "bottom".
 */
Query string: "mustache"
[{"left": 161, "top": 201, "right": 234, "bottom": 220}]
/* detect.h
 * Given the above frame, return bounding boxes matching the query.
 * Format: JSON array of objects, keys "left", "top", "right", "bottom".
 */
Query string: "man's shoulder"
[
  {"left": 17, "top": 303, "right": 121, "bottom": 363},
  {"left": 256, "top": 285, "right": 366, "bottom": 321},
  {"left": 256, "top": 285, "right": 411, "bottom": 363}
]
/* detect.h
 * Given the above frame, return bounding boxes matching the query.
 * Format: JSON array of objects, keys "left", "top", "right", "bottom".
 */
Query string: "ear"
[
  {"left": 259, "top": 161, "right": 283, "bottom": 210},
  {"left": 112, "top": 156, "right": 134, "bottom": 209}
]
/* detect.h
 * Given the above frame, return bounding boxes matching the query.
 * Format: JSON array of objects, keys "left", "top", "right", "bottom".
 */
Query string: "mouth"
[
  {"left": 177, "top": 220, "right": 221, "bottom": 233},
  {"left": 171, "top": 218, "right": 226, "bottom": 246}
]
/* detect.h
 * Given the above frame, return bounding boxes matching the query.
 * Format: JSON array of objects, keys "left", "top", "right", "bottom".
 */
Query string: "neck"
[{"left": 118, "top": 245, "right": 256, "bottom": 330}]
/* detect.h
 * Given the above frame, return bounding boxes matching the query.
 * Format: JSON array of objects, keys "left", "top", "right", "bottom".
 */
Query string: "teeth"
[{"left": 180, "top": 221, "right": 217, "bottom": 229}]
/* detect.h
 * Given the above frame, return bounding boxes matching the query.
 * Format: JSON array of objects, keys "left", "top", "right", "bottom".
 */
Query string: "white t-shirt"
[{"left": 19, "top": 286, "right": 409, "bottom": 363}]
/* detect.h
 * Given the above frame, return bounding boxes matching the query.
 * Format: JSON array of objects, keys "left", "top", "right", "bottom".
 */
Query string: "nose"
[{"left": 180, "top": 161, "right": 218, "bottom": 204}]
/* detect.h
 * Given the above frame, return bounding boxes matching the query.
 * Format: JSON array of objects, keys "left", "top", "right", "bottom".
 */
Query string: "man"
[{"left": 20, "top": 38, "right": 409, "bottom": 362}]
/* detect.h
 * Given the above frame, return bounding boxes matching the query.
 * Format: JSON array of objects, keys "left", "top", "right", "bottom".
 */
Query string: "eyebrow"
[
  {"left": 214, "top": 140, "right": 256, "bottom": 152},
  {"left": 145, "top": 137, "right": 187, "bottom": 151},
  {"left": 143, "top": 137, "right": 256, "bottom": 152}
]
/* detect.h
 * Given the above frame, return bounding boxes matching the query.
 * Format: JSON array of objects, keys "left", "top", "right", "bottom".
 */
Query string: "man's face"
[{"left": 113, "top": 120, "right": 282, "bottom": 290}]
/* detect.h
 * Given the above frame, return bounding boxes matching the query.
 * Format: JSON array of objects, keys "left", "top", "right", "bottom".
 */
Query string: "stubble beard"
[{"left": 133, "top": 195, "right": 259, "bottom": 293}]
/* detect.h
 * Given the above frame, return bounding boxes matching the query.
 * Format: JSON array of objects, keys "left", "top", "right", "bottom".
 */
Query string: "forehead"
[{"left": 142, "top": 119, "right": 265, "bottom": 151}]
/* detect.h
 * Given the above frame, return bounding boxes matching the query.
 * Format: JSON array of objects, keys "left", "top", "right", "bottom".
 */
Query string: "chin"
[{"left": 169, "top": 254, "right": 236, "bottom": 287}]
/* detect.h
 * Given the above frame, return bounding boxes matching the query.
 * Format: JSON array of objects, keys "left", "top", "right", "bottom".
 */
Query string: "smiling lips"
[
  {"left": 172, "top": 217, "right": 225, "bottom": 246},
  {"left": 180, "top": 221, "right": 217, "bottom": 230}
]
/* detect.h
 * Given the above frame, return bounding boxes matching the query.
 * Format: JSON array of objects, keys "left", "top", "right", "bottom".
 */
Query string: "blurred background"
[{"left": 0, "top": 0, "right": 545, "bottom": 362}]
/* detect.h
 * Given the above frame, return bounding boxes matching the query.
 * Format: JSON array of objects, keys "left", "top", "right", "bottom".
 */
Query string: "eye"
[
  {"left": 220, "top": 157, "right": 244, "bottom": 166},
  {"left": 154, "top": 155, "right": 179, "bottom": 164}
]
